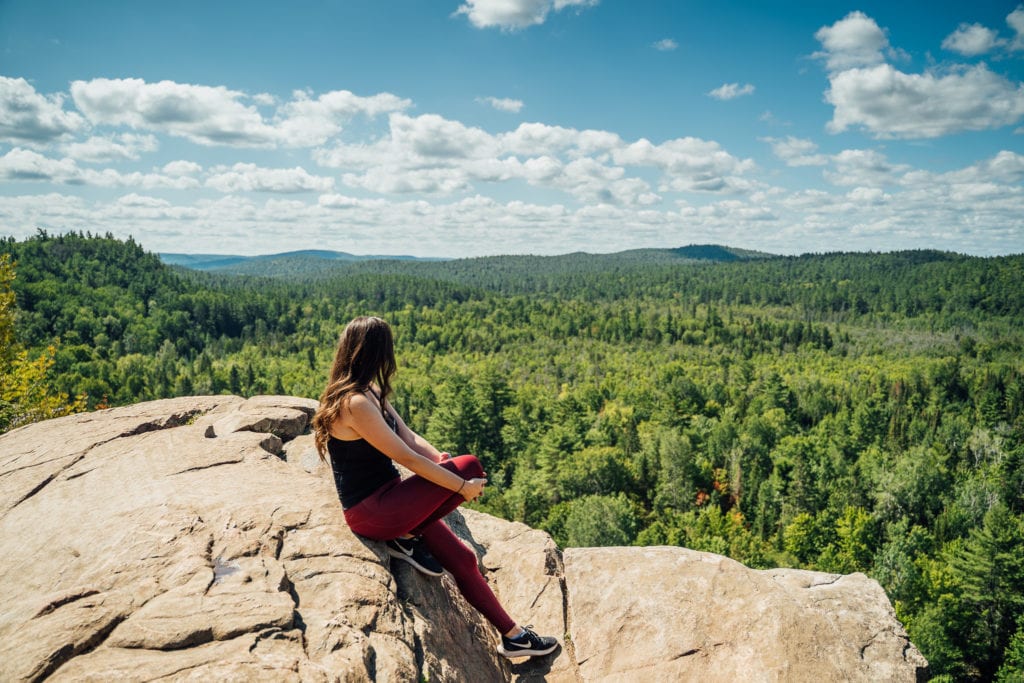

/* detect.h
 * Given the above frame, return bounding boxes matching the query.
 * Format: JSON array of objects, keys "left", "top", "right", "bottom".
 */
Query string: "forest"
[{"left": 2, "top": 230, "right": 1022, "bottom": 681}]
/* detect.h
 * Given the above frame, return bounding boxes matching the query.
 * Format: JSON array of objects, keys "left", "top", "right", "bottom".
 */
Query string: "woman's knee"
[{"left": 450, "top": 454, "right": 484, "bottom": 478}]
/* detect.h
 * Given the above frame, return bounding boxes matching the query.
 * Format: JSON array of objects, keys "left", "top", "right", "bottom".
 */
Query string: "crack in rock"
[
  {"left": 33, "top": 589, "right": 102, "bottom": 619},
  {"left": 4, "top": 408, "right": 212, "bottom": 513}
]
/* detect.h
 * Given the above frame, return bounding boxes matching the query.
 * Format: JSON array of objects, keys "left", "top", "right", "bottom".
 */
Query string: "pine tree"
[
  {"left": 947, "top": 504, "right": 1024, "bottom": 678},
  {"left": 0, "top": 254, "right": 84, "bottom": 432}
]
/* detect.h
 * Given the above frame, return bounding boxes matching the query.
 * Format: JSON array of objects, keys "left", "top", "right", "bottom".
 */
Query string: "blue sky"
[{"left": 1, "top": 0, "right": 1022, "bottom": 257}]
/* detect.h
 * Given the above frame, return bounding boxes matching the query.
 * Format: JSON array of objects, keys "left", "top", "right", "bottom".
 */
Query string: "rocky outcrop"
[
  {"left": 0, "top": 396, "right": 927, "bottom": 682},
  {"left": 564, "top": 547, "right": 926, "bottom": 682}
]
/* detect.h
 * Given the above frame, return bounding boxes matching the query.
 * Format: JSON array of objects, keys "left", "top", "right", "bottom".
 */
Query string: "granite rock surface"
[{"left": 0, "top": 397, "right": 927, "bottom": 682}]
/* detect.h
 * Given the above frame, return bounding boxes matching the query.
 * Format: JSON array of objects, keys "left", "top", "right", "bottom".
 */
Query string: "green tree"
[
  {"left": 872, "top": 518, "right": 932, "bottom": 616},
  {"left": 0, "top": 254, "right": 84, "bottom": 432},
  {"left": 546, "top": 493, "right": 638, "bottom": 548},
  {"left": 425, "top": 371, "right": 484, "bottom": 457},
  {"left": 946, "top": 504, "right": 1024, "bottom": 679},
  {"left": 996, "top": 616, "right": 1024, "bottom": 682},
  {"left": 818, "top": 506, "right": 876, "bottom": 574},
  {"left": 554, "top": 444, "right": 633, "bottom": 499},
  {"left": 783, "top": 512, "right": 827, "bottom": 565}
]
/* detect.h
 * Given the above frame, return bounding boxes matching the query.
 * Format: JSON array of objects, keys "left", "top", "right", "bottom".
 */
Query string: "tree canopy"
[{"left": 2, "top": 230, "right": 1022, "bottom": 680}]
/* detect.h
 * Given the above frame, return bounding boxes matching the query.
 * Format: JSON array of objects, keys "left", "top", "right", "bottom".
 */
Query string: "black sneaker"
[
  {"left": 386, "top": 537, "right": 444, "bottom": 577},
  {"left": 497, "top": 625, "right": 559, "bottom": 658}
]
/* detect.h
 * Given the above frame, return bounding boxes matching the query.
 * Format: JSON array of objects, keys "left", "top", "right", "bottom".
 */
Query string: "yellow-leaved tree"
[{"left": 0, "top": 253, "right": 84, "bottom": 433}]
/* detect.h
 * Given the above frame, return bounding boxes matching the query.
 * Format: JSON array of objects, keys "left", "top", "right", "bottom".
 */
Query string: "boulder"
[
  {"left": 0, "top": 397, "right": 927, "bottom": 682},
  {"left": 564, "top": 546, "right": 928, "bottom": 682}
]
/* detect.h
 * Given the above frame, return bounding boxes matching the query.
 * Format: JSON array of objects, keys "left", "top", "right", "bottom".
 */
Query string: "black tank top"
[{"left": 328, "top": 401, "right": 400, "bottom": 509}]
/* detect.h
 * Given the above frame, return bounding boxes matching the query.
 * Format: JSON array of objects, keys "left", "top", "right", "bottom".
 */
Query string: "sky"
[{"left": 1, "top": 0, "right": 1022, "bottom": 258}]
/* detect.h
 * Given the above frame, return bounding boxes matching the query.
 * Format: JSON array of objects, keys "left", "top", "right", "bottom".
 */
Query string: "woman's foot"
[
  {"left": 497, "top": 625, "right": 559, "bottom": 658},
  {"left": 386, "top": 536, "right": 444, "bottom": 576}
]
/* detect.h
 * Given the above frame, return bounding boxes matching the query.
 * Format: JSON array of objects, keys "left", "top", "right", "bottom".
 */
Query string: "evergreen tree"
[
  {"left": 946, "top": 504, "right": 1024, "bottom": 679},
  {"left": 0, "top": 254, "right": 84, "bottom": 432}
]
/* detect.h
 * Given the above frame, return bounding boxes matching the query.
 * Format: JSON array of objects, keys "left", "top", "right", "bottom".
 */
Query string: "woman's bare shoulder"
[{"left": 346, "top": 390, "right": 379, "bottom": 414}]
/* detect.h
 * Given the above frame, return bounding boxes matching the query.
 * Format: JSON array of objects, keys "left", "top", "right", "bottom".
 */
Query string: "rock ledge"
[{"left": 0, "top": 397, "right": 927, "bottom": 682}]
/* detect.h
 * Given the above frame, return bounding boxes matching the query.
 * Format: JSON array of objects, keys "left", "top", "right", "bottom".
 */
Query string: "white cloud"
[
  {"left": 826, "top": 63, "right": 1024, "bottom": 138},
  {"left": 0, "top": 76, "right": 86, "bottom": 144},
  {"left": 708, "top": 83, "right": 755, "bottom": 100},
  {"left": 0, "top": 194, "right": 91, "bottom": 233},
  {"left": 318, "top": 193, "right": 366, "bottom": 209},
  {"left": 5, "top": 67, "right": 1018, "bottom": 257},
  {"left": 758, "top": 110, "right": 789, "bottom": 127},
  {"left": 455, "top": 0, "right": 598, "bottom": 31},
  {"left": 116, "top": 193, "right": 173, "bottom": 209},
  {"left": 554, "top": 156, "right": 623, "bottom": 196},
  {"left": 319, "top": 122, "right": 485, "bottom": 189},
  {"left": 205, "top": 163, "right": 335, "bottom": 193},
  {"left": 3, "top": 147, "right": 1021, "bottom": 257},
  {"left": 98, "top": 193, "right": 200, "bottom": 223},
  {"left": 499, "top": 121, "right": 611, "bottom": 156},
  {"left": 688, "top": 199, "right": 778, "bottom": 223},
  {"left": 976, "top": 149, "right": 1024, "bottom": 182},
  {"left": 825, "top": 148, "right": 911, "bottom": 187},
  {"left": 776, "top": 152, "right": 1023, "bottom": 254},
  {"left": 86, "top": 169, "right": 200, "bottom": 190},
  {"left": 939, "top": 7, "right": 1024, "bottom": 55},
  {"left": 653, "top": 38, "right": 678, "bottom": 51},
  {"left": 846, "top": 187, "right": 888, "bottom": 205},
  {"left": 0, "top": 148, "right": 80, "bottom": 182},
  {"left": 477, "top": 96, "right": 524, "bottom": 113},
  {"left": 163, "top": 160, "right": 203, "bottom": 176},
  {"left": 312, "top": 141, "right": 389, "bottom": 171},
  {"left": 520, "top": 155, "right": 562, "bottom": 183},
  {"left": 455, "top": 0, "right": 549, "bottom": 30},
  {"left": 1008, "top": 6, "right": 1024, "bottom": 50},
  {"left": 903, "top": 150, "right": 1024, "bottom": 186},
  {"left": 0, "top": 148, "right": 198, "bottom": 189},
  {"left": 942, "top": 23, "right": 1005, "bottom": 56},
  {"left": 815, "top": 12, "right": 1024, "bottom": 138},
  {"left": 613, "top": 137, "right": 754, "bottom": 186},
  {"left": 273, "top": 89, "right": 411, "bottom": 146},
  {"left": 761, "top": 136, "right": 828, "bottom": 167},
  {"left": 318, "top": 112, "right": 754, "bottom": 201},
  {"left": 342, "top": 165, "right": 473, "bottom": 195},
  {"left": 390, "top": 113, "right": 498, "bottom": 159},
  {"left": 813, "top": 11, "right": 890, "bottom": 71},
  {"left": 62, "top": 133, "right": 159, "bottom": 163},
  {"left": 515, "top": 155, "right": 657, "bottom": 204},
  {"left": 71, "top": 78, "right": 277, "bottom": 147},
  {"left": 69, "top": 78, "right": 408, "bottom": 148}
]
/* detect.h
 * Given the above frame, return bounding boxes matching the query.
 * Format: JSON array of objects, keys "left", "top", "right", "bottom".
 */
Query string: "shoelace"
[{"left": 511, "top": 625, "right": 537, "bottom": 643}]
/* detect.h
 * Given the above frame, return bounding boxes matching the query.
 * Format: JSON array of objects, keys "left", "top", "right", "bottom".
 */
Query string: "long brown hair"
[{"left": 313, "top": 316, "right": 396, "bottom": 459}]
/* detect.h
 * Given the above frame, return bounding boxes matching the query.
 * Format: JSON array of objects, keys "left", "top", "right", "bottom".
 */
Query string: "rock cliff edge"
[{"left": 0, "top": 396, "right": 927, "bottom": 682}]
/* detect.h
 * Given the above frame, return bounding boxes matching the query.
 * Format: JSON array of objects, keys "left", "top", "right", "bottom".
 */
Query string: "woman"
[{"left": 313, "top": 316, "right": 558, "bottom": 660}]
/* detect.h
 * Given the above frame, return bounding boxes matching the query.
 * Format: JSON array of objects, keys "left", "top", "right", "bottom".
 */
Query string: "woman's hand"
[{"left": 460, "top": 477, "right": 487, "bottom": 502}]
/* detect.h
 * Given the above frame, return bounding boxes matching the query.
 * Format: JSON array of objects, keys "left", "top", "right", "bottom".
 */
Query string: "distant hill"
[
  {"left": 160, "top": 244, "right": 772, "bottom": 281},
  {"left": 159, "top": 249, "right": 440, "bottom": 277},
  {"left": 668, "top": 245, "right": 768, "bottom": 261}
]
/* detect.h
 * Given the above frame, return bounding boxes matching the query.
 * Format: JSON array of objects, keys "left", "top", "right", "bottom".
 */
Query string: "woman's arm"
[
  {"left": 386, "top": 403, "right": 447, "bottom": 463},
  {"left": 347, "top": 393, "right": 485, "bottom": 500}
]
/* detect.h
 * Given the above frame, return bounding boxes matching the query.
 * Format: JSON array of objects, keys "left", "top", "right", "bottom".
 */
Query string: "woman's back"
[{"left": 328, "top": 434, "right": 400, "bottom": 509}]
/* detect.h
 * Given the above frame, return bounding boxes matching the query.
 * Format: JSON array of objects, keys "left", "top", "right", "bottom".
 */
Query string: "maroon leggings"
[{"left": 343, "top": 455, "right": 516, "bottom": 633}]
